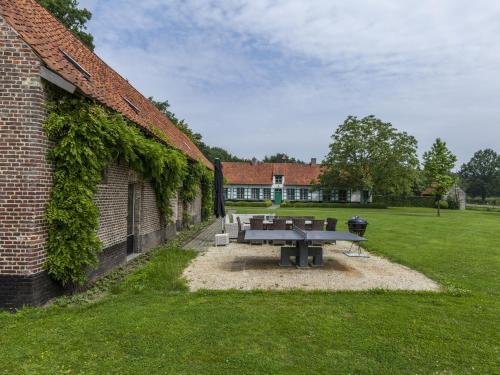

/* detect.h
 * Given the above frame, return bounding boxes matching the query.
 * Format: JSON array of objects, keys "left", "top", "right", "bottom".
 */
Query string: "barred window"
[
  {"left": 263, "top": 188, "right": 271, "bottom": 200},
  {"left": 274, "top": 175, "right": 283, "bottom": 184},
  {"left": 236, "top": 187, "right": 245, "bottom": 200},
  {"left": 299, "top": 188, "right": 309, "bottom": 200},
  {"left": 286, "top": 188, "right": 295, "bottom": 201},
  {"left": 251, "top": 188, "right": 260, "bottom": 200}
]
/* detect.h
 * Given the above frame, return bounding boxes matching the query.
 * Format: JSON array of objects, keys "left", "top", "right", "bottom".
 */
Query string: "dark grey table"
[{"left": 244, "top": 227, "right": 366, "bottom": 268}]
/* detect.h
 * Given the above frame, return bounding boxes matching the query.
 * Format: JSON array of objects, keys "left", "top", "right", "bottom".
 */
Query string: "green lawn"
[{"left": 1, "top": 208, "right": 499, "bottom": 374}]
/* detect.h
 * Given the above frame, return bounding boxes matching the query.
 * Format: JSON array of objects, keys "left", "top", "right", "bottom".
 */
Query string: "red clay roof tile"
[
  {"left": 0, "top": 0, "right": 212, "bottom": 169},
  {"left": 222, "top": 162, "right": 322, "bottom": 186}
]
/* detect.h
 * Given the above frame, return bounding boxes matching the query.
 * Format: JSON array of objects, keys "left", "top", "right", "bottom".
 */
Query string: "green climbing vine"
[
  {"left": 180, "top": 160, "right": 214, "bottom": 223},
  {"left": 43, "top": 96, "right": 206, "bottom": 287}
]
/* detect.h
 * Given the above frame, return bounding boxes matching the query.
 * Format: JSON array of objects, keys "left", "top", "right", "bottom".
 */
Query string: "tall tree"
[
  {"left": 459, "top": 149, "right": 500, "bottom": 201},
  {"left": 423, "top": 138, "right": 457, "bottom": 216},
  {"left": 263, "top": 153, "right": 304, "bottom": 164},
  {"left": 37, "top": 0, "right": 94, "bottom": 50},
  {"left": 320, "top": 115, "right": 419, "bottom": 196}
]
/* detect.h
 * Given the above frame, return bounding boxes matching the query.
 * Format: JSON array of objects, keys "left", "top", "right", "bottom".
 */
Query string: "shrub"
[
  {"left": 280, "top": 202, "right": 387, "bottom": 209},
  {"left": 372, "top": 195, "right": 435, "bottom": 208},
  {"left": 225, "top": 200, "right": 272, "bottom": 207},
  {"left": 435, "top": 200, "right": 449, "bottom": 209}
]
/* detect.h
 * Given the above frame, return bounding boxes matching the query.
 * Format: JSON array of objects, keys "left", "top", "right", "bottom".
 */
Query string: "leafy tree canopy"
[
  {"left": 263, "top": 153, "right": 304, "bottom": 164},
  {"left": 423, "top": 138, "right": 457, "bottom": 216},
  {"left": 320, "top": 115, "right": 419, "bottom": 196},
  {"left": 37, "top": 0, "right": 94, "bottom": 50},
  {"left": 459, "top": 148, "right": 500, "bottom": 201},
  {"left": 148, "top": 97, "right": 246, "bottom": 163}
]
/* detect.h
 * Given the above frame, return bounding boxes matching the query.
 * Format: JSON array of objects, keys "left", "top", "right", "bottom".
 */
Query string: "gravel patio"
[{"left": 183, "top": 241, "right": 440, "bottom": 292}]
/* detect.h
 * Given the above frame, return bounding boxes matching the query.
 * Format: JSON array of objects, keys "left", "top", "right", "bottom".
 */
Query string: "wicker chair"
[
  {"left": 271, "top": 218, "right": 287, "bottom": 245},
  {"left": 249, "top": 218, "right": 264, "bottom": 245},
  {"left": 310, "top": 219, "right": 325, "bottom": 231},
  {"left": 310, "top": 219, "right": 325, "bottom": 246},
  {"left": 236, "top": 216, "right": 247, "bottom": 243},
  {"left": 326, "top": 218, "right": 338, "bottom": 231},
  {"left": 292, "top": 218, "right": 306, "bottom": 230}
]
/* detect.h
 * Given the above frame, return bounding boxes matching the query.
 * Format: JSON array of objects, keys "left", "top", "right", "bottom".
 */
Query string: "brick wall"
[
  {"left": 94, "top": 163, "right": 129, "bottom": 249},
  {"left": 140, "top": 181, "right": 161, "bottom": 235},
  {"left": 0, "top": 15, "right": 52, "bottom": 277},
  {"left": 0, "top": 15, "right": 203, "bottom": 308}
]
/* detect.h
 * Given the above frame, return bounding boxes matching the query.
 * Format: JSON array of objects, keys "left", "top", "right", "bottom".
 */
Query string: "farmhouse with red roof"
[
  {"left": 222, "top": 160, "right": 370, "bottom": 204},
  {"left": 0, "top": 0, "right": 211, "bottom": 308}
]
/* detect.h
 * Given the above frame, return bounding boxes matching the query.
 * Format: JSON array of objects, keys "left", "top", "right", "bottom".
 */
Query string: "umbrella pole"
[{"left": 221, "top": 216, "right": 225, "bottom": 233}]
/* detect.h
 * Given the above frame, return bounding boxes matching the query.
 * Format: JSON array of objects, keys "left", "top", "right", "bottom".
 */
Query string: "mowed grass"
[{"left": 0, "top": 208, "right": 499, "bottom": 374}]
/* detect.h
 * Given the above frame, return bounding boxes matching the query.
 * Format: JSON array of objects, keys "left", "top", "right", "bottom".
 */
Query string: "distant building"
[
  {"left": 222, "top": 159, "right": 371, "bottom": 204},
  {"left": 422, "top": 185, "right": 467, "bottom": 210}
]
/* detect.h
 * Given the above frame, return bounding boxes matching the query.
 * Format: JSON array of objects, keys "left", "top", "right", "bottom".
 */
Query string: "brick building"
[{"left": 0, "top": 0, "right": 212, "bottom": 309}]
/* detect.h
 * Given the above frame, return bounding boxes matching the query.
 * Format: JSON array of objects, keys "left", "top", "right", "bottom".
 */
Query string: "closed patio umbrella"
[{"left": 213, "top": 158, "right": 225, "bottom": 232}]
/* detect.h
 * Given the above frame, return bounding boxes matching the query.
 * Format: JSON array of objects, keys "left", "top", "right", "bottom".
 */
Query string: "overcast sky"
[{"left": 79, "top": 0, "right": 500, "bottom": 166}]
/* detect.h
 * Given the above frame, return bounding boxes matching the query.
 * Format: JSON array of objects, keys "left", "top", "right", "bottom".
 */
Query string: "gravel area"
[{"left": 183, "top": 242, "right": 440, "bottom": 292}]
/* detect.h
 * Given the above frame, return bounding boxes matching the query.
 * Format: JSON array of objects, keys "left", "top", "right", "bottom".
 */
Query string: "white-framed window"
[
  {"left": 274, "top": 175, "right": 283, "bottom": 184},
  {"left": 251, "top": 188, "right": 260, "bottom": 200},
  {"left": 236, "top": 187, "right": 245, "bottom": 200},
  {"left": 223, "top": 188, "right": 228, "bottom": 199},
  {"left": 286, "top": 188, "right": 295, "bottom": 201},
  {"left": 299, "top": 188, "right": 309, "bottom": 200},
  {"left": 263, "top": 188, "right": 271, "bottom": 200}
]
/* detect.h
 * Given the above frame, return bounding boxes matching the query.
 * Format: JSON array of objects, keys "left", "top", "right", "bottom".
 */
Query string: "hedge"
[
  {"left": 225, "top": 200, "right": 273, "bottom": 207},
  {"left": 372, "top": 195, "right": 435, "bottom": 208},
  {"left": 280, "top": 202, "right": 387, "bottom": 209}
]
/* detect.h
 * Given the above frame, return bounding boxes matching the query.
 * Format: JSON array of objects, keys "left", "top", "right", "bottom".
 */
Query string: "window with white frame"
[
  {"left": 274, "top": 175, "right": 283, "bottom": 184},
  {"left": 263, "top": 188, "right": 271, "bottom": 200},
  {"left": 223, "top": 188, "right": 228, "bottom": 199},
  {"left": 299, "top": 188, "right": 309, "bottom": 200},
  {"left": 251, "top": 188, "right": 260, "bottom": 200},
  {"left": 286, "top": 188, "right": 295, "bottom": 201},
  {"left": 236, "top": 187, "right": 245, "bottom": 200}
]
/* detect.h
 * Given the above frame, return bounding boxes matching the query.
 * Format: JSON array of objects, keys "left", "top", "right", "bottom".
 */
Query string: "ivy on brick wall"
[
  {"left": 44, "top": 96, "right": 211, "bottom": 287},
  {"left": 180, "top": 160, "right": 215, "bottom": 223}
]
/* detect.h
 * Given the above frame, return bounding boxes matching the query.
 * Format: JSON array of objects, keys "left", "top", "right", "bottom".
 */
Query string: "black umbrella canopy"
[{"left": 213, "top": 158, "right": 225, "bottom": 218}]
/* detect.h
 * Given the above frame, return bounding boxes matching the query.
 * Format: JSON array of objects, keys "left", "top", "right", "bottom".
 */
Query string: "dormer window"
[
  {"left": 60, "top": 48, "right": 91, "bottom": 80},
  {"left": 274, "top": 175, "right": 283, "bottom": 184},
  {"left": 122, "top": 96, "right": 140, "bottom": 114}
]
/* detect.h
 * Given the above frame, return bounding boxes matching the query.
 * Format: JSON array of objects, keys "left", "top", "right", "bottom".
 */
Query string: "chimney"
[{"left": 310, "top": 158, "right": 317, "bottom": 165}]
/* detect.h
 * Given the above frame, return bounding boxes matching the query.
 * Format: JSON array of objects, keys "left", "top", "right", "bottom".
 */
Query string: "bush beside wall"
[
  {"left": 225, "top": 200, "right": 273, "bottom": 207},
  {"left": 372, "top": 195, "right": 435, "bottom": 208},
  {"left": 280, "top": 202, "right": 387, "bottom": 209}
]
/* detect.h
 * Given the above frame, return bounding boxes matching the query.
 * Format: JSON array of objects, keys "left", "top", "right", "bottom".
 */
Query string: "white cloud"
[{"left": 79, "top": 0, "right": 500, "bottom": 165}]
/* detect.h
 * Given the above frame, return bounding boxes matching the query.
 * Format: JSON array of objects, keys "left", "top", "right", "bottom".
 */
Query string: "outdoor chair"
[
  {"left": 292, "top": 218, "right": 306, "bottom": 230},
  {"left": 271, "top": 218, "right": 287, "bottom": 246},
  {"left": 310, "top": 219, "right": 325, "bottom": 246},
  {"left": 325, "top": 218, "right": 338, "bottom": 244},
  {"left": 310, "top": 219, "right": 324, "bottom": 231},
  {"left": 249, "top": 218, "right": 264, "bottom": 245},
  {"left": 326, "top": 218, "right": 338, "bottom": 231},
  {"left": 236, "top": 216, "right": 247, "bottom": 243}
]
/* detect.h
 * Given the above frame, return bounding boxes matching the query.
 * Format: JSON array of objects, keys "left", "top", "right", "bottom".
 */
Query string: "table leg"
[{"left": 296, "top": 241, "right": 309, "bottom": 268}]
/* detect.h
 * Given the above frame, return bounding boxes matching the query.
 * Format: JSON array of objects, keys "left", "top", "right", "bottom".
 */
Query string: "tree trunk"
[{"left": 437, "top": 199, "right": 441, "bottom": 217}]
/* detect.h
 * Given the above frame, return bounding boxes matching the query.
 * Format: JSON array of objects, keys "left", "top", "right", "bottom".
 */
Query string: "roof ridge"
[{"left": 0, "top": 0, "right": 212, "bottom": 169}]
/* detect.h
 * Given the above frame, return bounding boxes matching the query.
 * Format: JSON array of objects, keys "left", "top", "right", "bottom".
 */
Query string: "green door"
[{"left": 274, "top": 189, "right": 282, "bottom": 204}]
